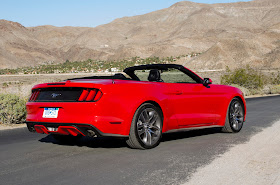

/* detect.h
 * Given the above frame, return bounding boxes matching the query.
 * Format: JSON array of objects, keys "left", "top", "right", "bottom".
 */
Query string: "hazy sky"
[{"left": 0, "top": 0, "right": 252, "bottom": 27}]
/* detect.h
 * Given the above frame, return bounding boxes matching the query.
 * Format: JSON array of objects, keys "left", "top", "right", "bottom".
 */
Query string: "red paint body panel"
[{"left": 26, "top": 67, "right": 247, "bottom": 137}]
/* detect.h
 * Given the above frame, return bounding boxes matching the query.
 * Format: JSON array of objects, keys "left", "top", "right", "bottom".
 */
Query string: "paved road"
[{"left": 1, "top": 96, "right": 280, "bottom": 185}]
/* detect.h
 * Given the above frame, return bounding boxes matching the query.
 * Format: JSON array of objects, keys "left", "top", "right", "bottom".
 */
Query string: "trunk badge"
[{"left": 51, "top": 93, "right": 62, "bottom": 98}]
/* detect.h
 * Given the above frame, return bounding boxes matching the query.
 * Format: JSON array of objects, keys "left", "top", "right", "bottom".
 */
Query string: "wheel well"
[
  {"left": 234, "top": 96, "right": 245, "bottom": 109},
  {"left": 144, "top": 101, "right": 164, "bottom": 120},
  {"left": 234, "top": 96, "right": 246, "bottom": 118}
]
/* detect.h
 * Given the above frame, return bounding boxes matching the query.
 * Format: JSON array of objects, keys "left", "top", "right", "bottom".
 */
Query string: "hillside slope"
[{"left": 0, "top": 0, "right": 279, "bottom": 69}]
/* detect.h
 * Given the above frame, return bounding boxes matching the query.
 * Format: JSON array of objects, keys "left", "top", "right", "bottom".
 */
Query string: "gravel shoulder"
[
  {"left": 0, "top": 124, "right": 26, "bottom": 131},
  {"left": 185, "top": 119, "right": 280, "bottom": 185}
]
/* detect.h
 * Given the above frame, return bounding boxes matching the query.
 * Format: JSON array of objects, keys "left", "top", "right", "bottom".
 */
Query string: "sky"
[{"left": 0, "top": 0, "right": 252, "bottom": 28}]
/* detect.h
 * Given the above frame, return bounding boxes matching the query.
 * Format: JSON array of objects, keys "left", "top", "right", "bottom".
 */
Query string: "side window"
[
  {"left": 134, "top": 68, "right": 199, "bottom": 83},
  {"left": 161, "top": 69, "right": 197, "bottom": 83},
  {"left": 135, "top": 70, "right": 150, "bottom": 81}
]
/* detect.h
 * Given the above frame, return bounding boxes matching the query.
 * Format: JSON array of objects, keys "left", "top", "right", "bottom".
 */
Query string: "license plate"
[{"left": 43, "top": 108, "right": 59, "bottom": 118}]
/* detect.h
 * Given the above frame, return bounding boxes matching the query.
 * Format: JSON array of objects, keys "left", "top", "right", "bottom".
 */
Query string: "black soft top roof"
[{"left": 124, "top": 64, "right": 184, "bottom": 73}]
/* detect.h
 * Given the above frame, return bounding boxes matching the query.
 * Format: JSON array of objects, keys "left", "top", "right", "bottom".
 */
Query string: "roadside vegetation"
[
  {"left": 0, "top": 94, "right": 27, "bottom": 125},
  {"left": 221, "top": 66, "right": 280, "bottom": 96},
  {"left": 0, "top": 54, "right": 200, "bottom": 75}
]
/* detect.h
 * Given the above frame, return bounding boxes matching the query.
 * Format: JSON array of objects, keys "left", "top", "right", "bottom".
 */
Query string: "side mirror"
[{"left": 203, "top": 78, "right": 212, "bottom": 87}]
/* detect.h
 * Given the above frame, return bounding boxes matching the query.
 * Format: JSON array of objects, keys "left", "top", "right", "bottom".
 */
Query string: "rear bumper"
[
  {"left": 26, "top": 101, "right": 132, "bottom": 136},
  {"left": 26, "top": 121, "right": 128, "bottom": 138}
]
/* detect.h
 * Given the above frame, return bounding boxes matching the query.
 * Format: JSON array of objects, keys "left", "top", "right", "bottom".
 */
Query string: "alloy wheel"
[
  {"left": 136, "top": 108, "right": 161, "bottom": 146},
  {"left": 229, "top": 101, "right": 244, "bottom": 131}
]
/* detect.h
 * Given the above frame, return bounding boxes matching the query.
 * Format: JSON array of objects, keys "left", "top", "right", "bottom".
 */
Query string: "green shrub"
[
  {"left": 2, "top": 82, "right": 8, "bottom": 88},
  {"left": 267, "top": 72, "right": 280, "bottom": 85},
  {"left": 271, "top": 85, "right": 280, "bottom": 94},
  {"left": 0, "top": 94, "right": 26, "bottom": 124},
  {"left": 221, "top": 66, "right": 264, "bottom": 89}
]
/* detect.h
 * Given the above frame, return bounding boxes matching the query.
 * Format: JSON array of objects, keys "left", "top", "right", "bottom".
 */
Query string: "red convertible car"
[{"left": 26, "top": 64, "right": 246, "bottom": 149}]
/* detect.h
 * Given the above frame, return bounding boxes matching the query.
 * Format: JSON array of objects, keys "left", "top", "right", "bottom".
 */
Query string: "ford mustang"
[{"left": 26, "top": 64, "right": 246, "bottom": 149}]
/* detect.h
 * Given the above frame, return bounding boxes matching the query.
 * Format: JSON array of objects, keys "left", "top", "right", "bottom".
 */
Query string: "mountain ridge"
[{"left": 0, "top": 0, "right": 279, "bottom": 70}]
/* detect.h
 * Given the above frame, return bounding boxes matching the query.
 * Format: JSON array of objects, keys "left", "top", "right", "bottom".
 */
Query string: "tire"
[
  {"left": 222, "top": 97, "right": 245, "bottom": 133},
  {"left": 126, "top": 103, "right": 163, "bottom": 149},
  {"left": 51, "top": 134, "right": 82, "bottom": 143}
]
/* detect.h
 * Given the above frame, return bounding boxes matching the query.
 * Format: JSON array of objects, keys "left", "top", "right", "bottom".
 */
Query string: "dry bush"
[
  {"left": 221, "top": 66, "right": 264, "bottom": 89},
  {"left": 221, "top": 66, "right": 280, "bottom": 95},
  {"left": 0, "top": 94, "right": 26, "bottom": 125}
]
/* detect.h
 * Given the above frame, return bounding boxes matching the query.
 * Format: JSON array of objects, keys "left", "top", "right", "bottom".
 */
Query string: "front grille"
[{"left": 29, "top": 87, "right": 102, "bottom": 102}]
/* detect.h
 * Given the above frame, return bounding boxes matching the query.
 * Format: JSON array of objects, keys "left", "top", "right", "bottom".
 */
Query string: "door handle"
[{"left": 174, "top": 90, "right": 183, "bottom": 95}]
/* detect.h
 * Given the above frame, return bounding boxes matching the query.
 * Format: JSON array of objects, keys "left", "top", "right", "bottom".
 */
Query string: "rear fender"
[{"left": 127, "top": 96, "right": 169, "bottom": 134}]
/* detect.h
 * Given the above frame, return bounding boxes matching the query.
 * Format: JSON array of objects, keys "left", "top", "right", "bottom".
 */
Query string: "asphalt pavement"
[{"left": 1, "top": 95, "right": 280, "bottom": 185}]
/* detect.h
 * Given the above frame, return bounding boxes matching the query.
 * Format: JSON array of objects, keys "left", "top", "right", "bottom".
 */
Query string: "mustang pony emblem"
[{"left": 51, "top": 93, "right": 62, "bottom": 98}]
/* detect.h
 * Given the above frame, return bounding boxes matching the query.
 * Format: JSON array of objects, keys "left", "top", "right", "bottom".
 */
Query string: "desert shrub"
[
  {"left": 267, "top": 72, "right": 280, "bottom": 85},
  {"left": 0, "top": 94, "right": 26, "bottom": 124},
  {"left": 221, "top": 66, "right": 264, "bottom": 89},
  {"left": 2, "top": 82, "right": 8, "bottom": 88},
  {"left": 228, "top": 84, "right": 251, "bottom": 96},
  {"left": 271, "top": 85, "right": 280, "bottom": 94}
]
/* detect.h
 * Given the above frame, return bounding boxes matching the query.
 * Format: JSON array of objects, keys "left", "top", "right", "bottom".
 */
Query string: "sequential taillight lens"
[
  {"left": 29, "top": 90, "right": 40, "bottom": 102},
  {"left": 78, "top": 89, "right": 102, "bottom": 102},
  {"left": 86, "top": 89, "right": 97, "bottom": 101},
  {"left": 78, "top": 89, "right": 89, "bottom": 101}
]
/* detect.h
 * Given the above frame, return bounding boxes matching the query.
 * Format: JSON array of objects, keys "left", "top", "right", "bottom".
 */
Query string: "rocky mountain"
[{"left": 0, "top": 0, "right": 279, "bottom": 70}]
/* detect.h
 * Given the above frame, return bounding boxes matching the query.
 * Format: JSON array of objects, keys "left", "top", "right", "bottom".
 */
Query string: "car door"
[{"left": 162, "top": 69, "right": 225, "bottom": 128}]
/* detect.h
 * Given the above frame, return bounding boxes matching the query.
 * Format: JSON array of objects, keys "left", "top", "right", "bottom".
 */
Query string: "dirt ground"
[
  {"left": 185, "top": 120, "right": 280, "bottom": 185},
  {"left": 0, "top": 124, "right": 26, "bottom": 130}
]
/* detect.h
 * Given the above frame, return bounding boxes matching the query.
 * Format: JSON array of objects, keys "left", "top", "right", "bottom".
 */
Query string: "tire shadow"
[{"left": 161, "top": 127, "right": 222, "bottom": 142}]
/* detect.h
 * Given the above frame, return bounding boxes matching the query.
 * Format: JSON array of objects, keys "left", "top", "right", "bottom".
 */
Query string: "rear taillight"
[
  {"left": 78, "top": 89, "right": 102, "bottom": 102},
  {"left": 29, "top": 90, "right": 40, "bottom": 102},
  {"left": 28, "top": 88, "right": 102, "bottom": 102}
]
